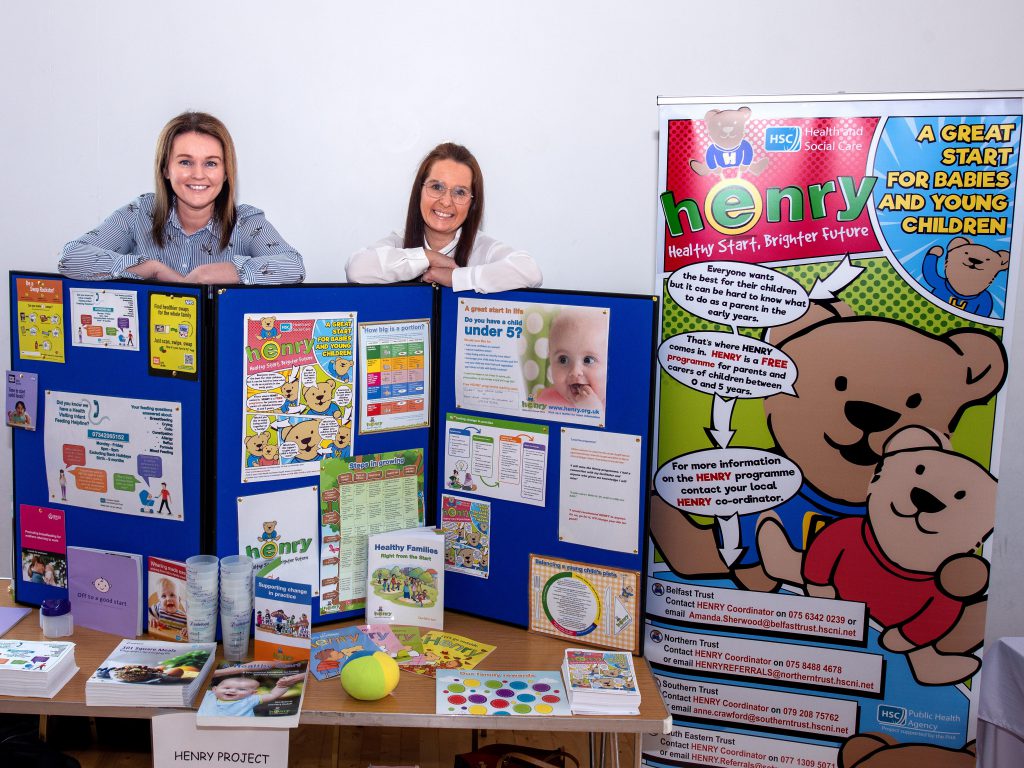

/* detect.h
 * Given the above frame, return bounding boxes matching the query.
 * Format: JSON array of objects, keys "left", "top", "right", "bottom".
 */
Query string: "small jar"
[{"left": 39, "top": 599, "right": 73, "bottom": 638}]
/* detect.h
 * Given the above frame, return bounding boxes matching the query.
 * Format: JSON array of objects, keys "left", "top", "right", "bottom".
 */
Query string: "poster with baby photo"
[
  {"left": 19, "top": 504, "right": 66, "bottom": 589},
  {"left": 147, "top": 557, "right": 188, "bottom": 642},
  {"left": 454, "top": 299, "right": 610, "bottom": 426}
]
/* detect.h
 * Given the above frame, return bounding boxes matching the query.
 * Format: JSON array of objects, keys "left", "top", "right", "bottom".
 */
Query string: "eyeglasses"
[{"left": 422, "top": 181, "right": 473, "bottom": 205}]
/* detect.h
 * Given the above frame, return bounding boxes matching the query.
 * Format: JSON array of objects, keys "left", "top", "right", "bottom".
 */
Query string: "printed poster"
[
  {"left": 646, "top": 94, "right": 1023, "bottom": 768},
  {"left": 444, "top": 413, "right": 548, "bottom": 507},
  {"left": 529, "top": 555, "right": 640, "bottom": 653},
  {"left": 455, "top": 298, "right": 610, "bottom": 426},
  {"left": 19, "top": 505, "right": 67, "bottom": 589},
  {"left": 441, "top": 494, "right": 491, "bottom": 579},
  {"left": 318, "top": 448, "right": 424, "bottom": 616},
  {"left": 237, "top": 486, "right": 319, "bottom": 595},
  {"left": 558, "top": 428, "right": 642, "bottom": 554},
  {"left": 70, "top": 287, "right": 139, "bottom": 350},
  {"left": 242, "top": 312, "right": 356, "bottom": 483},
  {"left": 6, "top": 371, "right": 37, "bottom": 431},
  {"left": 16, "top": 277, "right": 64, "bottom": 363},
  {"left": 149, "top": 292, "right": 199, "bottom": 379},
  {"left": 43, "top": 391, "right": 184, "bottom": 519},
  {"left": 359, "top": 319, "right": 430, "bottom": 433},
  {"left": 254, "top": 578, "right": 313, "bottom": 662}
]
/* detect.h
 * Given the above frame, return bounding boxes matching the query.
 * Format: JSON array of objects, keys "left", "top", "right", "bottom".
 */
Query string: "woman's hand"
[
  {"left": 126, "top": 260, "right": 183, "bottom": 282},
  {"left": 422, "top": 251, "right": 455, "bottom": 286}
]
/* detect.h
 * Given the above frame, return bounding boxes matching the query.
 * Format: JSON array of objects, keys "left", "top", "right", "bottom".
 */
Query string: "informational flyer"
[
  {"left": 558, "top": 428, "right": 642, "bottom": 553},
  {"left": 149, "top": 292, "right": 199, "bottom": 379},
  {"left": 358, "top": 319, "right": 430, "bottom": 434},
  {"left": 237, "top": 486, "right": 319, "bottom": 595},
  {"left": 242, "top": 312, "right": 356, "bottom": 483},
  {"left": 19, "top": 505, "right": 66, "bottom": 589},
  {"left": 70, "top": 287, "right": 139, "bottom": 350},
  {"left": 455, "top": 298, "right": 610, "bottom": 426},
  {"left": 443, "top": 413, "right": 548, "bottom": 507},
  {"left": 646, "top": 93, "right": 1023, "bottom": 767},
  {"left": 318, "top": 448, "right": 424, "bottom": 615},
  {"left": 441, "top": 494, "right": 491, "bottom": 579},
  {"left": 16, "top": 277, "right": 64, "bottom": 363},
  {"left": 43, "top": 391, "right": 183, "bottom": 519},
  {"left": 6, "top": 371, "right": 37, "bottom": 431},
  {"left": 529, "top": 555, "right": 640, "bottom": 653}
]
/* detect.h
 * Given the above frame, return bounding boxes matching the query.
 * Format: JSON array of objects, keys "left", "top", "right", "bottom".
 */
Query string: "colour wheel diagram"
[
  {"left": 436, "top": 671, "right": 570, "bottom": 716},
  {"left": 541, "top": 570, "right": 601, "bottom": 637}
]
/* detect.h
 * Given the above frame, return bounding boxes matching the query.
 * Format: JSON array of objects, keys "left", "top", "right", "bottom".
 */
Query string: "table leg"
[{"left": 38, "top": 714, "right": 47, "bottom": 742}]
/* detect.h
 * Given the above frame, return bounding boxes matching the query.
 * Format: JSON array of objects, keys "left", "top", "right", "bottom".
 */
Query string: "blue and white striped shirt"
[{"left": 58, "top": 193, "right": 305, "bottom": 284}]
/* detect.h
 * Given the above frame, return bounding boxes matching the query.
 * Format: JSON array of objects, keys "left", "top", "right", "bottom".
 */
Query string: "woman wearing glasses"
[{"left": 346, "top": 143, "right": 542, "bottom": 293}]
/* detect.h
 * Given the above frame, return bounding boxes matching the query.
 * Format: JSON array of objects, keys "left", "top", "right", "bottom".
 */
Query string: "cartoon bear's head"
[
  {"left": 332, "top": 418, "right": 351, "bottom": 451},
  {"left": 332, "top": 358, "right": 353, "bottom": 377},
  {"left": 703, "top": 107, "right": 752, "bottom": 150},
  {"left": 458, "top": 548, "right": 477, "bottom": 567},
  {"left": 303, "top": 380, "right": 338, "bottom": 414},
  {"left": 765, "top": 302, "right": 1006, "bottom": 504},
  {"left": 867, "top": 426, "right": 996, "bottom": 573},
  {"left": 244, "top": 431, "right": 270, "bottom": 457},
  {"left": 282, "top": 419, "right": 320, "bottom": 461},
  {"left": 263, "top": 521, "right": 277, "bottom": 534},
  {"left": 261, "top": 442, "right": 279, "bottom": 462},
  {"left": 838, "top": 732, "right": 975, "bottom": 768},
  {"left": 260, "top": 316, "right": 276, "bottom": 331},
  {"left": 931, "top": 236, "right": 1009, "bottom": 298},
  {"left": 464, "top": 529, "right": 482, "bottom": 547},
  {"left": 281, "top": 379, "right": 300, "bottom": 402}
]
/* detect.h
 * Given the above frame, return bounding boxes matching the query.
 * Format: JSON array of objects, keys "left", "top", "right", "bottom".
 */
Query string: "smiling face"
[
  {"left": 419, "top": 159, "right": 473, "bottom": 250},
  {"left": 163, "top": 131, "right": 226, "bottom": 222},
  {"left": 547, "top": 310, "right": 609, "bottom": 405},
  {"left": 212, "top": 676, "right": 259, "bottom": 701},
  {"left": 867, "top": 446, "right": 996, "bottom": 572}
]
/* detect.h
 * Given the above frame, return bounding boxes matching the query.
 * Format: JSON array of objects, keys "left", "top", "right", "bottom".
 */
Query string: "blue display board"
[
  {"left": 435, "top": 288, "right": 658, "bottom": 629},
  {"left": 210, "top": 283, "right": 436, "bottom": 626},
  {"left": 9, "top": 272, "right": 207, "bottom": 616}
]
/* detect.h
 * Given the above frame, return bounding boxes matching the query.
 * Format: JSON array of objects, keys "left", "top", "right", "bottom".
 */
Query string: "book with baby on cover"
[{"left": 196, "top": 659, "right": 309, "bottom": 728}]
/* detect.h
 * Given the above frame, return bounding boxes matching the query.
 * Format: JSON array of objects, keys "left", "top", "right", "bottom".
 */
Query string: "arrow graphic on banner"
[
  {"left": 809, "top": 254, "right": 864, "bottom": 301},
  {"left": 706, "top": 395, "right": 736, "bottom": 449},
  {"left": 718, "top": 512, "right": 745, "bottom": 567}
]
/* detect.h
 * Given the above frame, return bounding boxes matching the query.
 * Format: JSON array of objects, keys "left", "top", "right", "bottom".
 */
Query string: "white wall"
[{"left": 2, "top": 0, "right": 1022, "bottom": 636}]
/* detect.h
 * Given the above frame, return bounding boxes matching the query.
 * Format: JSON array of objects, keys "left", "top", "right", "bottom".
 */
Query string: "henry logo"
[
  {"left": 877, "top": 704, "right": 907, "bottom": 726},
  {"left": 765, "top": 126, "right": 801, "bottom": 152}
]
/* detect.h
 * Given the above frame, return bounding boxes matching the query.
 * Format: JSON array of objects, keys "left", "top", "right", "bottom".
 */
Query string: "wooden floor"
[{"left": 50, "top": 720, "right": 638, "bottom": 767}]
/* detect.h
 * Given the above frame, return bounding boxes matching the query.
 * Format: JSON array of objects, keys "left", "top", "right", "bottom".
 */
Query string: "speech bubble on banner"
[
  {"left": 659, "top": 332, "right": 796, "bottom": 398},
  {"left": 667, "top": 262, "right": 809, "bottom": 329},
  {"left": 246, "top": 372, "right": 285, "bottom": 392},
  {"left": 137, "top": 455, "right": 163, "bottom": 487},
  {"left": 62, "top": 444, "right": 86, "bottom": 467},
  {"left": 69, "top": 466, "right": 107, "bottom": 493}
]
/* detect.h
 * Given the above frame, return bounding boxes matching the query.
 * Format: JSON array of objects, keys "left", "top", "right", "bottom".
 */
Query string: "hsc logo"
[
  {"left": 765, "top": 126, "right": 801, "bottom": 152},
  {"left": 877, "top": 705, "right": 907, "bottom": 726}
]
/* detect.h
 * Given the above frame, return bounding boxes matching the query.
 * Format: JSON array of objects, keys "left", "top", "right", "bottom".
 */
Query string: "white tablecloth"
[{"left": 978, "top": 637, "right": 1024, "bottom": 768}]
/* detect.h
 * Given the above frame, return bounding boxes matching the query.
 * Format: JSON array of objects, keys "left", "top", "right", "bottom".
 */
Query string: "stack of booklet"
[
  {"left": 561, "top": 648, "right": 641, "bottom": 715},
  {"left": 0, "top": 640, "right": 78, "bottom": 698},
  {"left": 86, "top": 640, "right": 217, "bottom": 707}
]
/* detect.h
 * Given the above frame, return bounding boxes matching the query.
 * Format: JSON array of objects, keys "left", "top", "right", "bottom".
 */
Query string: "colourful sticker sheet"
[
  {"left": 16, "top": 277, "right": 64, "bottom": 363},
  {"left": 436, "top": 670, "right": 570, "bottom": 716}
]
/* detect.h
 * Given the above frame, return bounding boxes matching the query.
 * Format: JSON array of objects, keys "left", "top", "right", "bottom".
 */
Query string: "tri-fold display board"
[{"left": 10, "top": 272, "right": 657, "bottom": 644}]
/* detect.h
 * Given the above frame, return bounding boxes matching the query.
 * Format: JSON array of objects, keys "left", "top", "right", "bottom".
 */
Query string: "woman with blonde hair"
[
  {"left": 347, "top": 142, "right": 540, "bottom": 293},
  {"left": 59, "top": 111, "right": 304, "bottom": 284}
]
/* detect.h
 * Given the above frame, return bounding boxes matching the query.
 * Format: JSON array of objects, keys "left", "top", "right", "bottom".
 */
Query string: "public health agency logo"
[
  {"left": 765, "top": 126, "right": 802, "bottom": 152},
  {"left": 877, "top": 704, "right": 907, "bottom": 726}
]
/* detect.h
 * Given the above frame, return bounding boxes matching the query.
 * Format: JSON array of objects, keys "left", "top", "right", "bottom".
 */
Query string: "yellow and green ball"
[{"left": 340, "top": 651, "right": 400, "bottom": 700}]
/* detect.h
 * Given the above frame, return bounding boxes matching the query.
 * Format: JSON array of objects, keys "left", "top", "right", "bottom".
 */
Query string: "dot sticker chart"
[{"left": 435, "top": 670, "right": 571, "bottom": 716}]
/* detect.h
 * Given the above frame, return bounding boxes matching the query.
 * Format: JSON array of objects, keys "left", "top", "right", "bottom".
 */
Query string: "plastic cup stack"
[
  {"left": 219, "top": 554, "right": 254, "bottom": 661},
  {"left": 185, "top": 555, "right": 219, "bottom": 643}
]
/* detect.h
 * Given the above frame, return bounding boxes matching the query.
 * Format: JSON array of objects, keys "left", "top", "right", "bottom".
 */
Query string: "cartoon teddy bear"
[
  {"left": 259, "top": 441, "right": 279, "bottom": 466},
  {"left": 327, "top": 357, "right": 353, "bottom": 381},
  {"left": 303, "top": 379, "right": 340, "bottom": 417},
  {"left": 259, "top": 316, "right": 279, "bottom": 339},
  {"left": 757, "top": 426, "right": 995, "bottom": 686},
  {"left": 279, "top": 378, "right": 303, "bottom": 413},
  {"left": 838, "top": 733, "right": 976, "bottom": 768},
  {"left": 921, "top": 236, "right": 1009, "bottom": 317},
  {"left": 689, "top": 107, "right": 769, "bottom": 178},
  {"left": 281, "top": 419, "right": 321, "bottom": 462},
  {"left": 650, "top": 297, "right": 1006, "bottom": 593},
  {"left": 244, "top": 431, "right": 270, "bottom": 467},
  {"left": 260, "top": 521, "right": 281, "bottom": 542}
]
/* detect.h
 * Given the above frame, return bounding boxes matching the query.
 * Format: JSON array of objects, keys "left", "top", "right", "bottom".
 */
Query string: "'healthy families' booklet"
[{"left": 366, "top": 527, "right": 444, "bottom": 629}]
